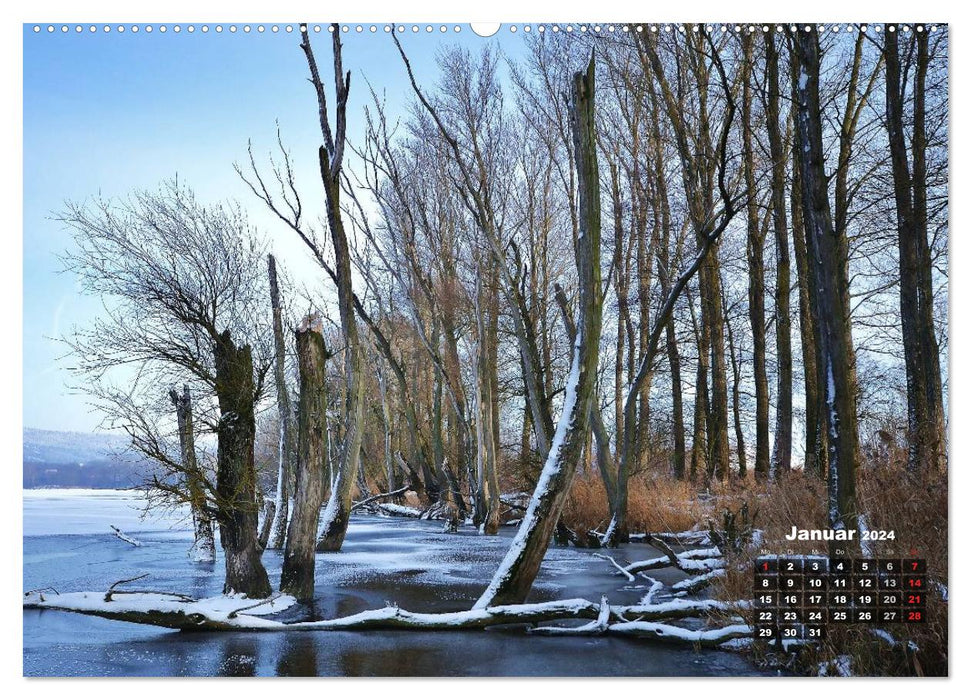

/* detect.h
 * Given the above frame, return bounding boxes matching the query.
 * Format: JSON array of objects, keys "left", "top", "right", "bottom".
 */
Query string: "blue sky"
[{"left": 23, "top": 24, "right": 519, "bottom": 432}]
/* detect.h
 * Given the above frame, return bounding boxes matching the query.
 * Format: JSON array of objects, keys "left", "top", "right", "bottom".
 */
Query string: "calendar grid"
[{"left": 754, "top": 557, "right": 926, "bottom": 641}]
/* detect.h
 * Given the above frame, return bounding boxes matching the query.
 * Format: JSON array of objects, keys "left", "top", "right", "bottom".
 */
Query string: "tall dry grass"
[{"left": 560, "top": 473, "right": 707, "bottom": 535}]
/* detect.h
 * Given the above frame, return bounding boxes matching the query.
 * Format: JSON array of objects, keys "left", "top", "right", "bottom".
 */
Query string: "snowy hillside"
[{"left": 23, "top": 428, "right": 146, "bottom": 488}]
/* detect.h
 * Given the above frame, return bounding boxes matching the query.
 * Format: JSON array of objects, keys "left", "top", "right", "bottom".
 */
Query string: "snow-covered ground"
[{"left": 23, "top": 489, "right": 766, "bottom": 677}]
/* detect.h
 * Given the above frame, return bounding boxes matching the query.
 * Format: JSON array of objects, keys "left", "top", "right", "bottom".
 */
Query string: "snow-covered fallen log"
[
  {"left": 620, "top": 535, "right": 723, "bottom": 581},
  {"left": 530, "top": 596, "right": 611, "bottom": 636},
  {"left": 671, "top": 569, "right": 726, "bottom": 594},
  {"left": 608, "top": 621, "right": 751, "bottom": 648},
  {"left": 611, "top": 598, "right": 745, "bottom": 622},
  {"left": 376, "top": 503, "right": 421, "bottom": 518},
  {"left": 23, "top": 592, "right": 600, "bottom": 632},
  {"left": 351, "top": 485, "right": 411, "bottom": 512},
  {"left": 110, "top": 525, "right": 142, "bottom": 547},
  {"left": 23, "top": 589, "right": 752, "bottom": 644},
  {"left": 592, "top": 553, "right": 636, "bottom": 581},
  {"left": 679, "top": 547, "right": 723, "bottom": 560},
  {"left": 23, "top": 590, "right": 297, "bottom": 630},
  {"left": 630, "top": 530, "right": 712, "bottom": 547},
  {"left": 623, "top": 554, "right": 724, "bottom": 576}
]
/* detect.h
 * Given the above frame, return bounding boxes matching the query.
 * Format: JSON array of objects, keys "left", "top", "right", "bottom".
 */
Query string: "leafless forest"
[{"left": 43, "top": 24, "right": 947, "bottom": 675}]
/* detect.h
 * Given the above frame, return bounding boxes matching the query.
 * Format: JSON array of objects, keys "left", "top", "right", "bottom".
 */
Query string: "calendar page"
[{"left": 21, "top": 16, "right": 949, "bottom": 679}]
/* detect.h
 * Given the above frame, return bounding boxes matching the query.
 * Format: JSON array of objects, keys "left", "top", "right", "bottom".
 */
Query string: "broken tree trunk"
[
  {"left": 281, "top": 314, "right": 329, "bottom": 600},
  {"left": 299, "top": 25, "right": 367, "bottom": 553},
  {"left": 168, "top": 384, "right": 215, "bottom": 562},
  {"left": 267, "top": 254, "right": 297, "bottom": 551},
  {"left": 257, "top": 499, "right": 276, "bottom": 552},
  {"left": 213, "top": 330, "right": 272, "bottom": 598},
  {"left": 474, "top": 57, "right": 603, "bottom": 608}
]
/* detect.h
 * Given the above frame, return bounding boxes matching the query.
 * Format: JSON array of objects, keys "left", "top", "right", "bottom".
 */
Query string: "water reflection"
[
  {"left": 216, "top": 635, "right": 259, "bottom": 676},
  {"left": 276, "top": 636, "right": 318, "bottom": 676}
]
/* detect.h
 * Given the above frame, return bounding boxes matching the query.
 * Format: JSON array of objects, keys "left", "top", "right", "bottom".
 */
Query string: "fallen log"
[
  {"left": 378, "top": 503, "right": 421, "bottom": 518},
  {"left": 23, "top": 589, "right": 751, "bottom": 645},
  {"left": 351, "top": 484, "right": 412, "bottom": 512},
  {"left": 592, "top": 553, "right": 636, "bottom": 582},
  {"left": 110, "top": 525, "right": 142, "bottom": 547},
  {"left": 608, "top": 621, "right": 751, "bottom": 648},
  {"left": 671, "top": 569, "right": 726, "bottom": 594},
  {"left": 631, "top": 531, "right": 712, "bottom": 547},
  {"left": 530, "top": 595, "right": 611, "bottom": 636}
]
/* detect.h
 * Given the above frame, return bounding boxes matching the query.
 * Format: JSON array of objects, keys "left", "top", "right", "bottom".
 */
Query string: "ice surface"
[
  {"left": 23, "top": 489, "right": 192, "bottom": 536},
  {"left": 24, "top": 490, "right": 766, "bottom": 677}
]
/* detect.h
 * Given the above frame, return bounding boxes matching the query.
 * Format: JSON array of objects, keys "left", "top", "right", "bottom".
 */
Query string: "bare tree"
[
  {"left": 884, "top": 25, "right": 946, "bottom": 475},
  {"left": 792, "top": 27, "right": 860, "bottom": 540},
  {"left": 763, "top": 31, "right": 794, "bottom": 477},
  {"left": 61, "top": 180, "right": 273, "bottom": 597}
]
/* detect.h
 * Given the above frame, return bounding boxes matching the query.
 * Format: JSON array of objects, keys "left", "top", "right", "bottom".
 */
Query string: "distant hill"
[{"left": 23, "top": 428, "right": 148, "bottom": 489}]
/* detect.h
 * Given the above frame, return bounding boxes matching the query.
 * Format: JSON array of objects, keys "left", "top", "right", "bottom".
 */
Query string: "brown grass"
[{"left": 560, "top": 473, "right": 706, "bottom": 535}]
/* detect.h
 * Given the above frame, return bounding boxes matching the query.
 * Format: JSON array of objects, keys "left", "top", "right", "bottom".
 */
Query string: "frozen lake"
[{"left": 23, "top": 489, "right": 767, "bottom": 677}]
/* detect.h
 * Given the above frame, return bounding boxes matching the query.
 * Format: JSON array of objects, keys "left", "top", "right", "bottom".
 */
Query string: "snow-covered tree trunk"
[
  {"left": 168, "top": 384, "right": 215, "bottom": 562},
  {"left": 475, "top": 57, "right": 603, "bottom": 608},
  {"left": 267, "top": 254, "right": 296, "bottom": 550},
  {"left": 281, "top": 315, "right": 329, "bottom": 600},
  {"left": 765, "top": 30, "right": 794, "bottom": 477},
  {"left": 792, "top": 28, "right": 860, "bottom": 543}
]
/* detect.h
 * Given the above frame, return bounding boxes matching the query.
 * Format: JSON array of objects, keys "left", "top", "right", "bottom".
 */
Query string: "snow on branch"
[{"left": 23, "top": 590, "right": 751, "bottom": 646}]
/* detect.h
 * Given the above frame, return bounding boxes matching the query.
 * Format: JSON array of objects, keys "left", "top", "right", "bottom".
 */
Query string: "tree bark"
[
  {"left": 790, "top": 141, "right": 825, "bottom": 477},
  {"left": 741, "top": 34, "right": 770, "bottom": 482},
  {"left": 473, "top": 267, "right": 501, "bottom": 535},
  {"left": 723, "top": 292, "right": 748, "bottom": 479},
  {"left": 213, "top": 330, "right": 272, "bottom": 597},
  {"left": 281, "top": 315, "right": 329, "bottom": 600},
  {"left": 267, "top": 254, "right": 296, "bottom": 550},
  {"left": 376, "top": 363, "right": 397, "bottom": 497},
  {"left": 168, "top": 384, "right": 215, "bottom": 562},
  {"left": 764, "top": 32, "right": 793, "bottom": 477},
  {"left": 792, "top": 29, "right": 860, "bottom": 539}
]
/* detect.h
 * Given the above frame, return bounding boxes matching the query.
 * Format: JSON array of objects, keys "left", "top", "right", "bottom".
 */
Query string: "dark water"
[{"left": 24, "top": 508, "right": 767, "bottom": 677}]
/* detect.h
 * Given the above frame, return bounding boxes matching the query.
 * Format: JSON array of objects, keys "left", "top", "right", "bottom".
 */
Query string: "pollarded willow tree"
[{"left": 61, "top": 180, "right": 274, "bottom": 597}]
